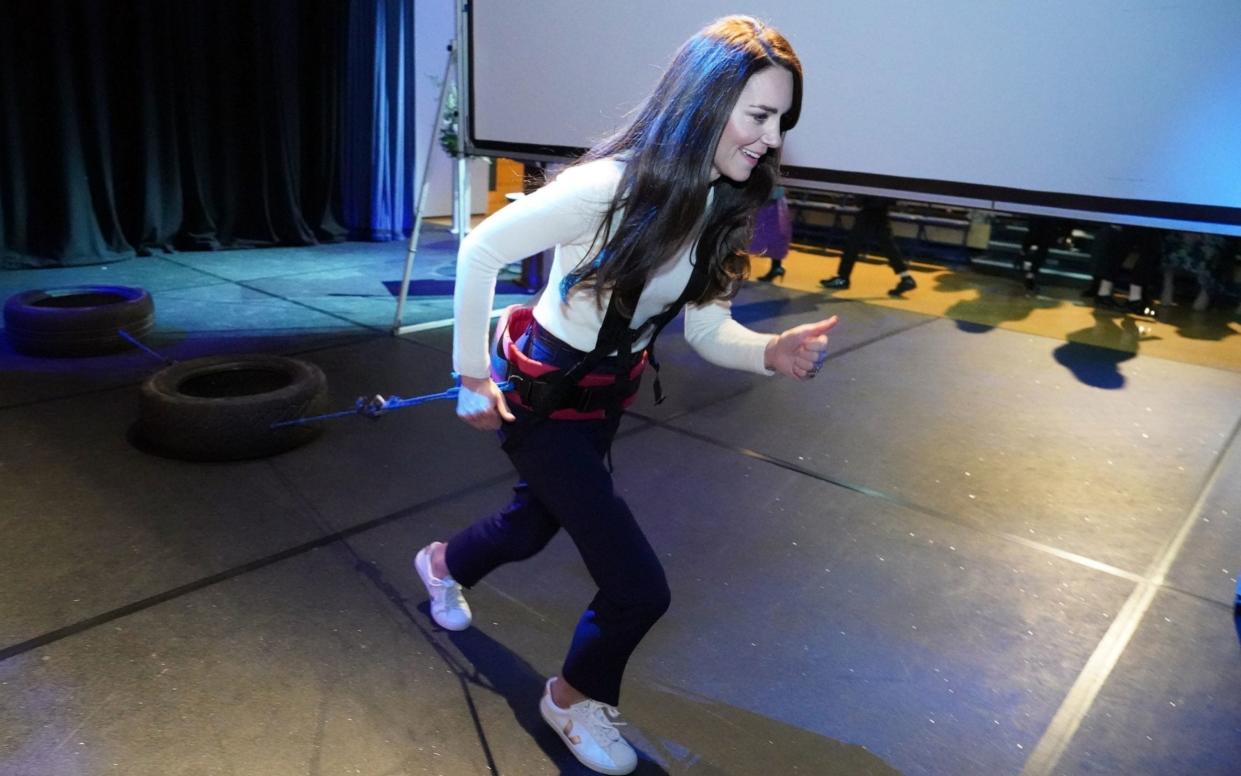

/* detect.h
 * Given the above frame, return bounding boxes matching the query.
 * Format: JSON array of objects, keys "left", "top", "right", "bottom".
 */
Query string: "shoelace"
[
  {"left": 435, "top": 579, "right": 466, "bottom": 608},
  {"left": 583, "top": 701, "right": 626, "bottom": 743},
  {"left": 443, "top": 583, "right": 466, "bottom": 608}
]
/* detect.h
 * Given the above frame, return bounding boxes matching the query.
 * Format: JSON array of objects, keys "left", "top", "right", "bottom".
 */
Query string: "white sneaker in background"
[
  {"left": 414, "top": 544, "right": 472, "bottom": 631},
  {"left": 539, "top": 677, "right": 638, "bottom": 775}
]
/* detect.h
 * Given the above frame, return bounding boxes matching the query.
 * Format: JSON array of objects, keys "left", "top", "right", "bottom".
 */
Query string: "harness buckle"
[
  {"left": 574, "top": 387, "right": 597, "bottom": 413},
  {"left": 505, "top": 371, "right": 543, "bottom": 409}
]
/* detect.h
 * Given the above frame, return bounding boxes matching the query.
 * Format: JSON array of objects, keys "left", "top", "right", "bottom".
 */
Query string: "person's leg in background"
[
  {"left": 872, "top": 202, "right": 916, "bottom": 297},
  {"left": 1020, "top": 217, "right": 1072, "bottom": 295},
  {"left": 820, "top": 202, "right": 872, "bottom": 290},
  {"left": 1092, "top": 225, "right": 1130, "bottom": 308},
  {"left": 1124, "top": 227, "right": 1163, "bottom": 317}
]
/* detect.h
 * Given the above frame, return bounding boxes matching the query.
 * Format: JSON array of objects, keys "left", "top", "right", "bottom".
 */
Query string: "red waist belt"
[{"left": 490, "top": 305, "right": 646, "bottom": 420}]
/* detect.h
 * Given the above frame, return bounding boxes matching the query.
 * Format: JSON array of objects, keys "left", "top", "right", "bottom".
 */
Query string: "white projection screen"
[{"left": 466, "top": 0, "right": 1241, "bottom": 234}]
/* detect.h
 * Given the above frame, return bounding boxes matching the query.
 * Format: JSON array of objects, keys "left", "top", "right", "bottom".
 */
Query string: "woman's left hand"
[{"left": 764, "top": 316, "right": 839, "bottom": 381}]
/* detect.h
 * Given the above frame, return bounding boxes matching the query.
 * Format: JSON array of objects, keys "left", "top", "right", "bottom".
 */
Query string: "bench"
[{"left": 786, "top": 194, "right": 973, "bottom": 259}]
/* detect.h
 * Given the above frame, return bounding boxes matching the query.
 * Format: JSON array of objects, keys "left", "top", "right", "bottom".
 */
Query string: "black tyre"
[
  {"left": 3, "top": 285, "right": 155, "bottom": 356},
  {"left": 138, "top": 354, "right": 328, "bottom": 461}
]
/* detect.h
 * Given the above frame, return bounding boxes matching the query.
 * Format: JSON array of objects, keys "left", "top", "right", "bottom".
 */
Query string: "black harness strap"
[
  {"left": 633, "top": 260, "right": 710, "bottom": 406},
  {"left": 505, "top": 254, "right": 713, "bottom": 422},
  {"left": 498, "top": 257, "right": 714, "bottom": 465},
  {"left": 504, "top": 358, "right": 643, "bottom": 415},
  {"left": 564, "top": 255, "right": 712, "bottom": 412}
]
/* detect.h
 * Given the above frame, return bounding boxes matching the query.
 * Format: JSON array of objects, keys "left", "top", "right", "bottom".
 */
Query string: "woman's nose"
[{"left": 762, "top": 120, "right": 782, "bottom": 148}]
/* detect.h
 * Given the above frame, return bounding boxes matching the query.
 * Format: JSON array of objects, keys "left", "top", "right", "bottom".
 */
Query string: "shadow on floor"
[
  {"left": 1054, "top": 311, "right": 1156, "bottom": 389},
  {"left": 352, "top": 557, "right": 624, "bottom": 774},
  {"left": 625, "top": 682, "right": 902, "bottom": 775}
]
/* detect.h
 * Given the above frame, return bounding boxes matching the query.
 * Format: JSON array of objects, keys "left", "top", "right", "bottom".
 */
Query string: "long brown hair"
[{"left": 561, "top": 15, "right": 803, "bottom": 309}]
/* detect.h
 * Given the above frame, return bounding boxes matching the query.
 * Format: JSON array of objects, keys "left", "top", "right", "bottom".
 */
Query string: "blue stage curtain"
[
  {"left": 342, "top": 0, "right": 416, "bottom": 242},
  {"left": 0, "top": 0, "right": 348, "bottom": 269}
]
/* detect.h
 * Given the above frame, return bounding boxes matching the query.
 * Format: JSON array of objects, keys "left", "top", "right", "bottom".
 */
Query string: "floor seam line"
[
  {"left": 275, "top": 461, "right": 512, "bottom": 776},
  {"left": 0, "top": 470, "right": 514, "bottom": 663},
  {"left": 644, "top": 417, "right": 1149, "bottom": 587},
  {"left": 1019, "top": 406, "right": 1241, "bottom": 775}
]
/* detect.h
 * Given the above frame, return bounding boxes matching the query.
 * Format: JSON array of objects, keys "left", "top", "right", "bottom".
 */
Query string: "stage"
[{"left": 1, "top": 226, "right": 1239, "bottom": 775}]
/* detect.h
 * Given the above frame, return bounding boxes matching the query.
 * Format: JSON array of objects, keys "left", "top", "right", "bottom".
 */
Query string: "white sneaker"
[
  {"left": 414, "top": 544, "right": 472, "bottom": 631},
  {"left": 539, "top": 678, "right": 637, "bottom": 775}
]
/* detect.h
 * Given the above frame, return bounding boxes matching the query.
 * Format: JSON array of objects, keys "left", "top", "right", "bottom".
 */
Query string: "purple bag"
[{"left": 749, "top": 196, "right": 792, "bottom": 261}]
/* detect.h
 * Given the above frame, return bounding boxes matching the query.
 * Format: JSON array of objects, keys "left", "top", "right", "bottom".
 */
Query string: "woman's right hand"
[{"left": 456, "top": 374, "right": 516, "bottom": 431}]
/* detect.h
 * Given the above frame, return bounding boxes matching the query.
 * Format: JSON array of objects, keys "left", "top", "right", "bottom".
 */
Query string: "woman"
[{"left": 415, "top": 16, "right": 835, "bottom": 775}]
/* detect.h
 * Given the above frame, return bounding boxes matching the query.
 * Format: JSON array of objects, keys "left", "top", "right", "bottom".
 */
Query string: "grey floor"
[{"left": 2, "top": 227, "right": 1239, "bottom": 776}]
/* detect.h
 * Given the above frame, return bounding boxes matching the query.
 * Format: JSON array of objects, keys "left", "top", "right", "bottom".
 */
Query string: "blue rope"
[
  {"left": 271, "top": 375, "right": 514, "bottom": 429},
  {"left": 117, "top": 328, "right": 175, "bottom": 365}
]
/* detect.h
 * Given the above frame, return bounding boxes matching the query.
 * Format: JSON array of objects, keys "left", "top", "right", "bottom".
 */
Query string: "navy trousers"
[{"left": 444, "top": 324, "right": 670, "bottom": 707}]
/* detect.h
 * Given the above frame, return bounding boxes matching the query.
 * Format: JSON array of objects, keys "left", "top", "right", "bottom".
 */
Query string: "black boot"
[
  {"left": 757, "top": 264, "right": 786, "bottom": 282},
  {"left": 1125, "top": 299, "right": 1158, "bottom": 319},
  {"left": 888, "top": 276, "right": 916, "bottom": 297},
  {"left": 819, "top": 276, "right": 850, "bottom": 290}
]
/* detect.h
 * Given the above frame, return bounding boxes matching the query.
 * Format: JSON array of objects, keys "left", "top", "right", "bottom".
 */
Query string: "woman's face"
[{"left": 711, "top": 66, "right": 795, "bottom": 183}]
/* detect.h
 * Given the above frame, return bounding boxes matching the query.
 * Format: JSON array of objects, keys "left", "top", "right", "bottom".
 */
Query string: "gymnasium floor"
[{"left": 1, "top": 222, "right": 1239, "bottom": 775}]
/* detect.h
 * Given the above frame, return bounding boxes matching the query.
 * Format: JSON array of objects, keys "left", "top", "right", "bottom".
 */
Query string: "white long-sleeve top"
[{"left": 452, "top": 158, "right": 776, "bottom": 380}]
